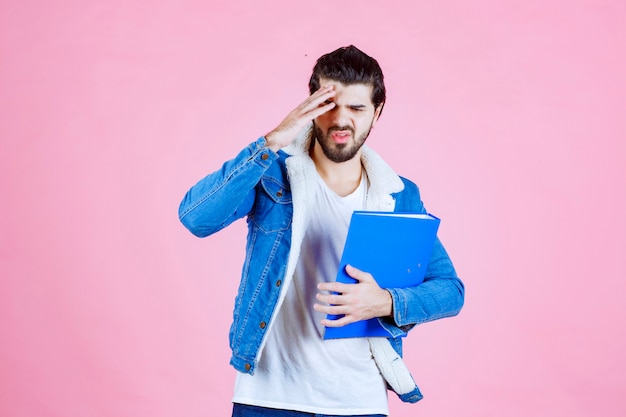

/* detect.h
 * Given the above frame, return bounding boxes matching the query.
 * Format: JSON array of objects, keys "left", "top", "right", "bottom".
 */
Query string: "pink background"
[{"left": 2, "top": 1, "right": 625, "bottom": 416}]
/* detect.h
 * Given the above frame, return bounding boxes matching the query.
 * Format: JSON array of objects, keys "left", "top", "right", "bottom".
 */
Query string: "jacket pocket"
[{"left": 251, "top": 176, "right": 292, "bottom": 233}]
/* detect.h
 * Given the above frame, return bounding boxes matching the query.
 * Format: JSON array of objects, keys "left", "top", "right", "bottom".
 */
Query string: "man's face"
[{"left": 312, "top": 79, "right": 382, "bottom": 163}]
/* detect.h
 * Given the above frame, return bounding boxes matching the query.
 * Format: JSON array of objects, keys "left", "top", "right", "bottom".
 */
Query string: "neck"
[{"left": 310, "top": 142, "right": 363, "bottom": 197}]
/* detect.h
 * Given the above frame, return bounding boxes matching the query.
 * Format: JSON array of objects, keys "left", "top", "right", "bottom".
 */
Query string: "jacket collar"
[{"left": 283, "top": 123, "right": 405, "bottom": 202}]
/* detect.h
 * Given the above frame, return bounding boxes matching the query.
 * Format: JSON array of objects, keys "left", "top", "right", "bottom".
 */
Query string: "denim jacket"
[{"left": 179, "top": 127, "right": 464, "bottom": 401}]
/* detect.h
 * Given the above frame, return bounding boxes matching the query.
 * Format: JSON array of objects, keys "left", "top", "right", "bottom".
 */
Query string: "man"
[{"left": 179, "top": 45, "right": 464, "bottom": 417}]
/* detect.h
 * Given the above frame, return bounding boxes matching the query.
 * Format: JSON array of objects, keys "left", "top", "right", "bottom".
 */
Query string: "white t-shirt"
[{"left": 232, "top": 170, "right": 388, "bottom": 415}]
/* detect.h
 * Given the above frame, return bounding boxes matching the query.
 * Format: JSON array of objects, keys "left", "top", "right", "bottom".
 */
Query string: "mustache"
[{"left": 327, "top": 126, "right": 355, "bottom": 135}]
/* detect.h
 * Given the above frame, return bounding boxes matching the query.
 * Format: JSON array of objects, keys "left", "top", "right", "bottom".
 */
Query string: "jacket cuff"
[
  {"left": 381, "top": 287, "right": 416, "bottom": 334},
  {"left": 396, "top": 386, "right": 424, "bottom": 403},
  {"left": 250, "top": 137, "right": 279, "bottom": 166}
]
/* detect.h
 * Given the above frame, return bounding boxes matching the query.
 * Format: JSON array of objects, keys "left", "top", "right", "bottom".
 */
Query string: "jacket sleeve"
[
  {"left": 380, "top": 179, "right": 465, "bottom": 336},
  {"left": 178, "top": 137, "right": 278, "bottom": 238}
]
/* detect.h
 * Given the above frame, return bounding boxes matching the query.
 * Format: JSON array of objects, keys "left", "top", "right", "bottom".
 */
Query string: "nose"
[{"left": 329, "top": 105, "right": 350, "bottom": 127}]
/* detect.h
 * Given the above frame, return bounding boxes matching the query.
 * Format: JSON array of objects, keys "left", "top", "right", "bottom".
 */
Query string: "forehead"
[{"left": 318, "top": 78, "right": 374, "bottom": 105}]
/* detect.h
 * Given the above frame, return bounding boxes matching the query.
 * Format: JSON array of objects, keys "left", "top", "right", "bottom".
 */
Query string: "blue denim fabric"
[
  {"left": 179, "top": 137, "right": 465, "bottom": 399},
  {"left": 232, "top": 403, "right": 386, "bottom": 417}
]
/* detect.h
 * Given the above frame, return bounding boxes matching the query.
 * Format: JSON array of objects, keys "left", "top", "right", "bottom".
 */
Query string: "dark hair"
[{"left": 308, "top": 45, "right": 386, "bottom": 112}]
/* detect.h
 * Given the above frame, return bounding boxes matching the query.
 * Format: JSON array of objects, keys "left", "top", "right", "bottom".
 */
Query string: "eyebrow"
[{"left": 324, "top": 100, "right": 369, "bottom": 109}]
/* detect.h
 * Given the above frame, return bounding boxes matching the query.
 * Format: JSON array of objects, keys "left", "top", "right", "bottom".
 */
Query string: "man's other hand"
[{"left": 314, "top": 264, "right": 393, "bottom": 327}]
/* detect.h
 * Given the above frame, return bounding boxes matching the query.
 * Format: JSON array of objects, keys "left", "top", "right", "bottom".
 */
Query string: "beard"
[{"left": 311, "top": 122, "right": 373, "bottom": 163}]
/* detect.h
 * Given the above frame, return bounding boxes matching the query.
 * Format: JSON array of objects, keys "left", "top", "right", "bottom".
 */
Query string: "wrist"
[
  {"left": 382, "top": 289, "right": 394, "bottom": 317},
  {"left": 264, "top": 132, "right": 282, "bottom": 153}
]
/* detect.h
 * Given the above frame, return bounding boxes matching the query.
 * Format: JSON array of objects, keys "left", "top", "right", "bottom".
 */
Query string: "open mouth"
[{"left": 330, "top": 131, "right": 352, "bottom": 144}]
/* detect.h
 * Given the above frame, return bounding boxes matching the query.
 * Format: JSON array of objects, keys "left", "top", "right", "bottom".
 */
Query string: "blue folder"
[{"left": 323, "top": 211, "right": 440, "bottom": 339}]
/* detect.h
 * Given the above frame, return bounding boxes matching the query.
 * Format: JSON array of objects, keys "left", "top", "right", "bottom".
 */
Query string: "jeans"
[{"left": 232, "top": 403, "right": 386, "bottom": 417}]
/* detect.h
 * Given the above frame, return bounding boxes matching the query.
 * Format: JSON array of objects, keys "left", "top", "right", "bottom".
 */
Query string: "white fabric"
[
  {"left": 368, "top": 338, "right": 417, "bottom": 395},
  {"left": 233, "top": 171, "right": 389, "bottom": 415}
]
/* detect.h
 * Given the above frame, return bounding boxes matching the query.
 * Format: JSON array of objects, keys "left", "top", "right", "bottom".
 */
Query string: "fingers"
[
  {"left": 313, "top": 285, "right": 357, "bottom": 325},
  {"left": 306, "top": 101, "right": 336, "bottom": 120},
  {"left": 315, "top": 291, "right": 343, "bottom": 306},
  {"left": 344, "top": 264, "right": 372, "bottom": 282},
  {"left": 313, "top": 302, "right": 355, "bottom": 327},
  {"left": 316, "top": 266, "right": 371, "bottom": 294},
  {"left": 313, "top": 301, "right": 342, "bottom": 314},
  {"left": 295, "top": 85, "right": 336, "bottom": 119},
  {"left": 314, "top": 265, "right": 390, "bottom": 327},
  {"left": 265, "top": 86, "right": 336, "bottom": 151},
  {"left": 316, "top": 265, "right": 373, "bottom": 293},
  {"left": 320, "top": 314, "right": 354, "bottom": 328}
]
